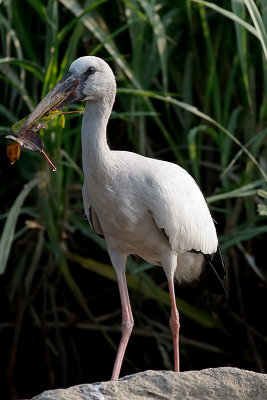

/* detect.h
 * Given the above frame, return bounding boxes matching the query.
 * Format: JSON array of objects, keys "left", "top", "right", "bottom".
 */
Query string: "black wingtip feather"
[
  {"left": 209, "top": 246, "right": 226, "bottom": 279},
  {"left": 203, "top": 247, "right": 227, "bottom": 295}
]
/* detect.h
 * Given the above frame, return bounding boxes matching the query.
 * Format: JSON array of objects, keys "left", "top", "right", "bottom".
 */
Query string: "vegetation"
[{"left": 0, "top": 0, "right": 266, "bottom": 398}]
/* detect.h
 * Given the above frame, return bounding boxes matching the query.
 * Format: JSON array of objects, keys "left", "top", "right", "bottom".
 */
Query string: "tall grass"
[{"left": 0, "top": 0, "right": 266, "bottom": 398}]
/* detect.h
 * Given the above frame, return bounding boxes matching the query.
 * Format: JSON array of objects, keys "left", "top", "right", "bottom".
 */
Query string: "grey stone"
[{"left": 31, "top": 367, "right": 267, "bottom": 400}]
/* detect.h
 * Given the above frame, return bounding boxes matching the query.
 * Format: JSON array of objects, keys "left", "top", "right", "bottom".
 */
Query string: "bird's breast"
[{"left": 85, "top": 180, "right": 169, "bottom": 260}]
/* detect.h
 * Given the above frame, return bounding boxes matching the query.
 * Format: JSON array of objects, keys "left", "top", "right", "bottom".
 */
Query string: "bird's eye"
[{"left": 85, "top": 66, "right": 96, "bottom": 76}]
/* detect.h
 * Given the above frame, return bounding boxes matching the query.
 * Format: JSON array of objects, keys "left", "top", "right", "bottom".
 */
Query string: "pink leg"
[
  {"left": 168, "top": 278, "right": 180, "bottom": 372},
  {"left": 111, "top": 268, "right": 134, "bottom": 380}
]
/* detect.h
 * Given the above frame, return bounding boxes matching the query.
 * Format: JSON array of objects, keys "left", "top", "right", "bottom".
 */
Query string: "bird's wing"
[
  {"left": 142, "top": 159, "right": 218, "bottom": 255},
  {"left": 82, "top": 183, "right": 104, "bottom": 237}
]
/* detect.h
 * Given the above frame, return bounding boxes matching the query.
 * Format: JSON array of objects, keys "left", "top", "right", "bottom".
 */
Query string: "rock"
[{"left": 31, "top": 367, "right": 267, "bottom": 400}]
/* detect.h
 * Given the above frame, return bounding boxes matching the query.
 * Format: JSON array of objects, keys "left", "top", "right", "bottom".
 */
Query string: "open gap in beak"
[{"left": 20, "top": 72, "right": 80, "bottom": 134}]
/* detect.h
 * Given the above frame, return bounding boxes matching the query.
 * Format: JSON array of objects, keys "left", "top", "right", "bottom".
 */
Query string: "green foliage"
[{"left": 0, "top": 0, "right": 267, "bottom": 397}]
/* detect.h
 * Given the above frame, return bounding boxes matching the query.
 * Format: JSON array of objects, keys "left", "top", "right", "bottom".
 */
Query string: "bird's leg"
[
  {"left": 111, "top": 269, "right": 134, "bottom": 380},
  {"left": 167, "top": 277, "right": 180, "bottom": 372},
  {"left": 109, "top": 251, "right": 134, "bottom": 380},
  {"left": 161, "top": 251, "right": 180, "bottom": 373}
]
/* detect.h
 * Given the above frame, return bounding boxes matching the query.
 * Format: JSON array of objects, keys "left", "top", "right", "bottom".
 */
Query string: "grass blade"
[
  {"left": 137, "top": 0, "right": 168, "bottom": 91},
  {"left": 207, "top": 179, "right": 266, "bottom": 203},
  {"left": 231, "top": 0, "right": 252, "bottom": 109},
  {"left": 0, "top": 57, "right": 44, "bottom": 81},
  {"left": 118, "top": 88, "right": 267, "bottom": 181},
  {"left": 189, "top": 0, "right": 258, "bottom": 38},
  {"left": 244, "top": 0, "right": 267, "bottom": 61},
  {"left": 0, "top": 177, "right": 41, "bottom": 275}
]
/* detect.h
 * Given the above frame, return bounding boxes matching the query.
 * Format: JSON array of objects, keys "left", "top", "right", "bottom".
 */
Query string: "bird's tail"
[
  {"left": 174, "top": 247, "right": 226, "bottom": 295},
  {"left": 175, "top": 252, "right": 204, "bottom": 284}
]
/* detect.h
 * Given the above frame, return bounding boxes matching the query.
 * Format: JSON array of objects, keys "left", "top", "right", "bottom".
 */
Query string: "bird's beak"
[{"left": 20, "top": 71, "right": 80, "bottom": 134}]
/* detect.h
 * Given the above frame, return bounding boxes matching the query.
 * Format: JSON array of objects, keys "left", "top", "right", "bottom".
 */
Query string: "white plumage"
[
  {"left": 22, "top": 56, "right": 225, "bottom": 380},
  {"left": 83, "top": 151, "right": 217, "bottom": 280}
]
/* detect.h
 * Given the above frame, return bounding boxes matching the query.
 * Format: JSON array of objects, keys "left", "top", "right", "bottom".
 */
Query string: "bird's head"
[{"left": 20, "top": 56, "right": 116, "bottom": 133}]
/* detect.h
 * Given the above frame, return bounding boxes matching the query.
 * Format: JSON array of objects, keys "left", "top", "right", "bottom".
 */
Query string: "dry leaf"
[{"left": 6, "top": 142, "right": 21, "bottom": 165}]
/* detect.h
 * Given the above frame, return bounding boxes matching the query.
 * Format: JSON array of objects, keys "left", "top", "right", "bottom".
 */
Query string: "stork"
[{"left": 21, "top": 56, "right": 225, "bottom": 380}]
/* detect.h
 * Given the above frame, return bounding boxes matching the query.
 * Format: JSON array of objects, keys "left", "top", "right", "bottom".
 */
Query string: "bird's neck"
[{"left": 81, "top": 99, "right": 113, "bottom": 178}]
